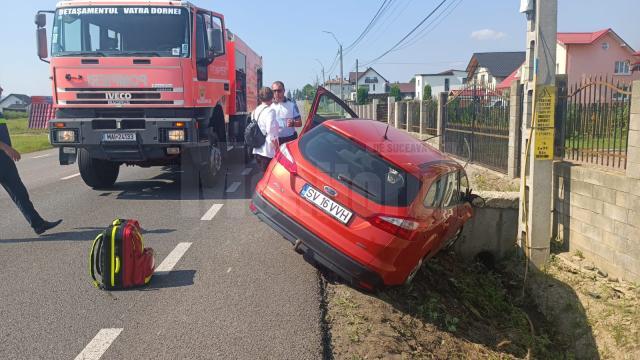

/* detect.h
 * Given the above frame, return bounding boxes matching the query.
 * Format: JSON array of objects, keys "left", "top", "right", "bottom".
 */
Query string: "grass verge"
[{"left": 5, "top": 118, "right": 52, "bottom": 154}]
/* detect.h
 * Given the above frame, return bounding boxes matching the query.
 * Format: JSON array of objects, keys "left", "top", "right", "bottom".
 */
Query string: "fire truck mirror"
[
  {"left": 208, "top": 28, "right": 224, "bottom": 58},
  {"left": 35, "top": 13, "right": 46, "bottom": 28},
  {"left": 37, "top": 27, "right": 48, "bottom": 60}
]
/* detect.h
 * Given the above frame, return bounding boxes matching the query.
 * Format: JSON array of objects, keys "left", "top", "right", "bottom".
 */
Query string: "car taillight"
[
  {"left": 368, "top": 215, "right": 419, "bottom": 240},
  {"left": 276, "top": 143, "right": 297, "bottom": 174}
]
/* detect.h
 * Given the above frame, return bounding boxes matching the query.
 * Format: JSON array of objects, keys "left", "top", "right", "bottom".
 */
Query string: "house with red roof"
[{"left": 498, "top": 28, "right": 639, "bottom": 90}]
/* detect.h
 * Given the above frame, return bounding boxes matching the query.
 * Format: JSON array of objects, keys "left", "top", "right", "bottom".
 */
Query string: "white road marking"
[
  {"left": 241, "top": 168, "right": 252, "bottom": 176},
  {"left": 31, "top": 154, "right": 51, "bottom": 159},
  {"left": 226, "top": 145, "right": 234, "bottom": 151},
  {"left": 201, "top": 203, "right": 223, "bottom": 221},
  {"left": 155, "top": 242, "right": 192, "bottom": 275},
  {"left": 226, "top": 181, "right": 241, "bottom": 193},
  {"left": 61, "top": 173, "right": 81, "bottom": 180},
  {"left": 226, "top": 267, "right": 232, "bottom": 273},
  {"left": 74, "top": 328, "right": 123, "bottom": 360}
]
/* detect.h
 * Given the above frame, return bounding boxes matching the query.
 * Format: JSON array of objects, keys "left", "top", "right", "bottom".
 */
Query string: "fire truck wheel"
[
  {"left": 199, "top": 133, "right": 223, "bottom": 188},
  {"left": 78, "top": 149, "right": 120, "bottom": 189}
]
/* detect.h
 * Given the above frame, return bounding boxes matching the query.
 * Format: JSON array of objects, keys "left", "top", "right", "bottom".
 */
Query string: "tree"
[
  {"left": 356, "top": 86, "right": 369, "bottom": 105},
  {"left": 423, "top": 84, "right": 432, "bottom": 101},
  {"left": 302, "top": 84, "right": 316, "bottom": 100},
  {"left": 409, "top": 77, "right": 416, "bottom": 84},
  {"left": 286, "top": 90, "right": 292, "bottom": 100},
  {"left": 390, "top": 84, "right": 401, "bottom": 101}
]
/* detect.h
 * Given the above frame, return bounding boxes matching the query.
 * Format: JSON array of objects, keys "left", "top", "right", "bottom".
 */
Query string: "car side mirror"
[{"left": 463, "top": 189, "right": 486, "bottom": 208}]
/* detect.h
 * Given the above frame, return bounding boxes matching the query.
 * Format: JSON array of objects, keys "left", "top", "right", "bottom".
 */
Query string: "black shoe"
[{"left": 34, "top": 219, "right": 62, "bottom": 235}]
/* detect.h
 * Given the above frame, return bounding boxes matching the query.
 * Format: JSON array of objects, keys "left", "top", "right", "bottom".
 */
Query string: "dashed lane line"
[
  {"left": 226, "top": 181, "right": 241, "bottom": 193},
  {"left": 241, "top": 168, "right": 252, "bottom": 176},
  {"left": 201, "top": 203, "right": 223, "bottom": 221},
  {"left": 61, "top": 173, "right": 81, "bottom": 180},
  {"left": 74, "top": 328, "right": 123, "bottom": 360},
  {"left": 154, "top": 242, "right": 192, "bottom": 275}
]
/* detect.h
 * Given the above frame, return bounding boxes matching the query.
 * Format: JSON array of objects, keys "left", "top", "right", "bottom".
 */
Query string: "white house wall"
[
  {"left": 357, "top": 69, "right": 388, "bottom": 95},
  {"left": 415, "top": 71, "right": 466, "bottom": 100}
]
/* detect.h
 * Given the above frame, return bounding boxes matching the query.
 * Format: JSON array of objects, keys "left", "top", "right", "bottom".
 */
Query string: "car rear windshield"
[{"left": 299, "top": 125, "right": 421, "bottom": 207}]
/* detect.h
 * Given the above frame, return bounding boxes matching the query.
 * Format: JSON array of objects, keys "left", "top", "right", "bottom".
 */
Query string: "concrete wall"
[
  {"left": 454, "top": 192, "right": 519, "bottom": 262},
  {"left": 553, "top": 162, "right": 640, "bottom": 281}
]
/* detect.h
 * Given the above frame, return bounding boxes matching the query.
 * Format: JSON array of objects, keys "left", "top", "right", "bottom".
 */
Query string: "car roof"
[{"left": 321, "top": 119, "right": 462, "bottom": 178}]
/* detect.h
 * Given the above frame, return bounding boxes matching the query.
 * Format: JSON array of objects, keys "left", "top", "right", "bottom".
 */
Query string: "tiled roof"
[
  {"left": 557, "top": 29, "right": 610, "bottom": 45},
  {"left": 467, "top": 52, "right": 526, "bottom": 78}
]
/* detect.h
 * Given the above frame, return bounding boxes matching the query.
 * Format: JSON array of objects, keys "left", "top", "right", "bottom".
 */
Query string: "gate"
[
  {"left": 443, "top": 83, "right": 510, "bottom": 173},
  {"left": 555, "top": 75, "right": 632, "bottom": 170},
  {"left": 376, "top": 102, "right": 388, "bottom": 122}
]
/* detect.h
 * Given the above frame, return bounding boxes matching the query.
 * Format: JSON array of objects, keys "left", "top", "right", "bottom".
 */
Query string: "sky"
[{"left": 0, "top": 0, "right": 638, "bottom": 96}]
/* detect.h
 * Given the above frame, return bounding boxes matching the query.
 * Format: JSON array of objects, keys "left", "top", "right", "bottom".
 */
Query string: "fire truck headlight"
[
  {"left": 56, "top": 130, "right": 76, "bottom": 143},
  {"left": 168, "top": 129, "right": 185, "bottom": 142}
]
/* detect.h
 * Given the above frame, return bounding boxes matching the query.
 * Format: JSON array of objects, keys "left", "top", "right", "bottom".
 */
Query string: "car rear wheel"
[{"left": 78, "top": 149, "right": 120, "bottom": 189}]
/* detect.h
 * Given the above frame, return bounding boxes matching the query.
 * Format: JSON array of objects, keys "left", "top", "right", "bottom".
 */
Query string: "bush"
[
  {"left": 423, "top": 84, "right": 432, "bottom": 101},
  {"left": 2, "top": 110, "right": 28, "bottom": 119},
  {"left": 356, "top": 86, "right": 369, "bottom": 105},
  {"left": 390, "top": 85, "right": 401, "bottom": 101}
]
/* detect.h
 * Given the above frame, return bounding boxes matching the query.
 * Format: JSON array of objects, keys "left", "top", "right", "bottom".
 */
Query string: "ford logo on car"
[
  {"left": 324, "top": 186, "right": 338, "bottom": 197},
  {"left": 106, "top": 92, "right": 133, "bottom": 100}
]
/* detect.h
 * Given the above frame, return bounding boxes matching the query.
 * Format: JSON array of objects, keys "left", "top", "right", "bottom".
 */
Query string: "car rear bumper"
[{"left": 251, "top": 192, "right": 384, "bottom": 290}]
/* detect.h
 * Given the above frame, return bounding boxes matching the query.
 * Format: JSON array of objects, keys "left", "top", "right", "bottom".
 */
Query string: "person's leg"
[{"left": 0, "top": 153, "right": 45, "bottom": 229}]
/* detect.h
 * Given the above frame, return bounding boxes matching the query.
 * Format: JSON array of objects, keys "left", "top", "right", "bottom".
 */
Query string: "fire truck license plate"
[{"left": 103, "top": 133, "right": 136, "bottom": 142}]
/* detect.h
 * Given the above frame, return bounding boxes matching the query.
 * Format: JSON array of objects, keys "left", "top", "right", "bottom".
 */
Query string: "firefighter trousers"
[{"left": 0, "top": 151, "right": 45, "bottom": 230}]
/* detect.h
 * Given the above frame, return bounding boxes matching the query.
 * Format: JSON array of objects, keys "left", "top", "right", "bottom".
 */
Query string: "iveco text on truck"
[{"left": 36, "top": 1, "right": 262, "bottom": 188}]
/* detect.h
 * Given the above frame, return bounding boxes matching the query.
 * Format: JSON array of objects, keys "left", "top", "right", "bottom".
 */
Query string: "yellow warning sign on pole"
[{"left": 534, "top": 85, "right": 556, "bottom": 160}]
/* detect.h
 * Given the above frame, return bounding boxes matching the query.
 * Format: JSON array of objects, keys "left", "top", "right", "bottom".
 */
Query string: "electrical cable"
[
  {"left": 344, "top": 0, "right": 392, "bottom": 54},
  {"left": 361, "top": 0, "right": 449, "bottom": 67},
  {"left": 394, "top": 0, "right": 463, "bottom": 51}
]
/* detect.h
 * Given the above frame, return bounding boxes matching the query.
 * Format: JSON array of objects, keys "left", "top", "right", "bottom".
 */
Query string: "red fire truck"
[{"left": 35, "top": 1, "right": 262, "bottom": 188}]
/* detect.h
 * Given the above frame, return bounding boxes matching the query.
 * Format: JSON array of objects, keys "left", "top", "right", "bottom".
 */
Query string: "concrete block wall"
[{"left": 554, "top": 162, "right": 640, "bottom": 282}]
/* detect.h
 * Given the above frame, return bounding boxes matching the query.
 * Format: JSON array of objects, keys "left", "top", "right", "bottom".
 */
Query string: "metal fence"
[
  {"left": 443, "top": 82, "right": 510, "bottom": 173},
  {"left": 421, "top": 100, "right": 438, "bottom": 136},
  {"left": 555, "top": 76, "right": 632, "bottom": 170}
]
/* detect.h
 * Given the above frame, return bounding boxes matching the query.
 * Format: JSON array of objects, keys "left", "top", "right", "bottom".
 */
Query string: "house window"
[
  {"left": 480, "top": 74, "right": 486, "bottom": 84},
  {"left": 444, "top": 78, "right": 450, "bottom": 92},
  {"left": 614, "top": 61, "right": 630, "bottom": 75},
  {"left": 602, "top": 42, "right": 609, "bottom": 50},
  {"left": 373, "top": 84, "right": 376, "bottom": 91}
]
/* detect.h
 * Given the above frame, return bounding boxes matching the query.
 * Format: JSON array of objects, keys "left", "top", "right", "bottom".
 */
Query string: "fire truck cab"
[{"left": 35, "top": 1, "right": 262, "bottom": 188}]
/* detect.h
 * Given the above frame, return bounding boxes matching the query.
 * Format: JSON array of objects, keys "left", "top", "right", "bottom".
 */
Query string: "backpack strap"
[{"left": 89, "top": 232, "right": 104, "bottom": 288}]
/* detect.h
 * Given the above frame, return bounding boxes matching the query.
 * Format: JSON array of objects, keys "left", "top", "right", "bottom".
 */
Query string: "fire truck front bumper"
[{"left": 49, "top": 118, "right": 201, "bottom": 162}]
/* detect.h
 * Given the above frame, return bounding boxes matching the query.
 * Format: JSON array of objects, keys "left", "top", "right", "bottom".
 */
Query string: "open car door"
[{"left": 300, "top": 86, "right": 358, "bottom": 135}]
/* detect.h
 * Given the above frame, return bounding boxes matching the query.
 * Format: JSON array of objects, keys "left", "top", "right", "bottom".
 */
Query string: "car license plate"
[
  {"left": 103, "top": 132, "right": 136, "bottom": 142},
  {"left": 300, "top": 184, "right": 353, "bottom": 224}
]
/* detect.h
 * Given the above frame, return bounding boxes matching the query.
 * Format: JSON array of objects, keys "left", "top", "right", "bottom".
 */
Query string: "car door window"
[
  {"left": 441, "top": 172, "right": 459, "bottom": 208},
  {"left": 459, "top": 172, "right": 469, "bottom": 203},
  {"left": 424, "top": 175, "right": 448, "bottom": 208}
]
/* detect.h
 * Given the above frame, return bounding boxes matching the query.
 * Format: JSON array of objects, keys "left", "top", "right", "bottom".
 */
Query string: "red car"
[{"left": 251, "top": 87, "right": 474, "bottom": 290}]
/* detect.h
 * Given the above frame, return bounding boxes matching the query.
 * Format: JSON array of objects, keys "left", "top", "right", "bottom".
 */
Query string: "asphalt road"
[{"left": 0, "top": 147, "right": 323, "bottom": 359}]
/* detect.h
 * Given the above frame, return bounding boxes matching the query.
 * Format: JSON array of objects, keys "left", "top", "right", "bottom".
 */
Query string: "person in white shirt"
[
  {"left": 270, "top": 81, "right": 302, "bottom": 144},
  {"left": 252, "top": 87, "right": 279, "bottom": 171}
]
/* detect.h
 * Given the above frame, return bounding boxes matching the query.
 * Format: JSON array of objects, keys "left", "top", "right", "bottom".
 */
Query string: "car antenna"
[{"left": 383, "top": 124, "right": 390, "bottom": 140}]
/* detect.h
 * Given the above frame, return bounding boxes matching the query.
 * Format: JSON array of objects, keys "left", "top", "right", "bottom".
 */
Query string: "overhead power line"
[
  {"left": 343, "top": 0, "right": 394, "bottom": 55},
  {"left": 362, "top": 0, "right": 449, "bottom": 66},
  {"left": 395, "top": 0, "right": 464, "bottom": 51}
]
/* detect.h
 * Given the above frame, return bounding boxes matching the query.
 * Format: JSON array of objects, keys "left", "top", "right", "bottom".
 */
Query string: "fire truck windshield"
[{"left": 52, "top": 6, "right": 190, "bottom": 58}]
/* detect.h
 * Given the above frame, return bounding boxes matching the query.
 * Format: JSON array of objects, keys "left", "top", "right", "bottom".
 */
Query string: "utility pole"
[
  {"left": 323, "top": 30, "right": 343, "bottom": 100},
  {"left": 315, "top": 58, "right": 325, "bottom": 85},
  {"left": 518, "top": 0, "right": 558, "bottom": 268},
  {"left": 355, "top": 59, "right": 359, "bottom": 100}
]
